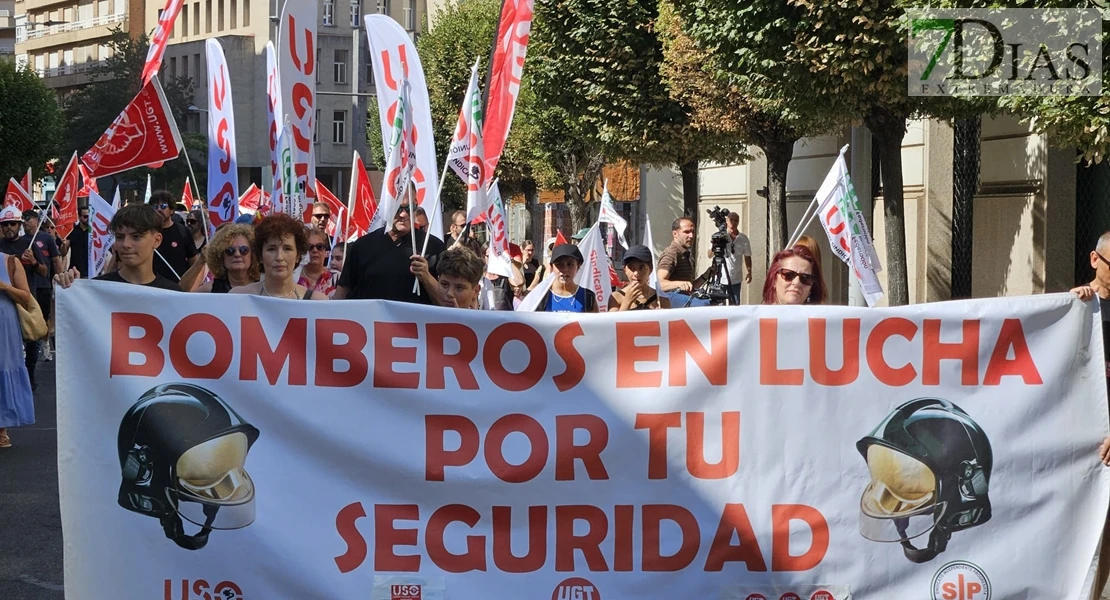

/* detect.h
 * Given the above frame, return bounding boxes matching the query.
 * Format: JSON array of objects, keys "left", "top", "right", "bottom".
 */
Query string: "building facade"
[
  {"left": 642, "top": 115, "right": 1089, "bottom": 305},
  {"left": 0, "top": 0, "right": 15, "bottom": 57},
  {"left": 14, "top": 0, "right": 144, "bottom": 92}
]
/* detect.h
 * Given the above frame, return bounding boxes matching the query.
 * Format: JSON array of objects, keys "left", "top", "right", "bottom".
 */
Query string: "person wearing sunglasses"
[
  {"left": 297, "top": 228, "right": 337, "bottom": 298},
  {"left": 193, "top": 224, "right": 258, "bottom": 293},
  {"left": 310, "top": 202, "right": 331, "bottom": 229},
  {"left": 147, "top": 191, "right": 198, "bottom": 284},
  {"left": 761, "top": 246, "right": 826, "bottom": 305},
  {"left": 186, "top": 209, "right": 208, "bottom": 254}
]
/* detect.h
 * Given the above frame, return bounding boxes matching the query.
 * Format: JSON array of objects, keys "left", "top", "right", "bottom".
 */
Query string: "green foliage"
[
  {"left": 0, "top": 60, "right": 64, "bottom": 184},
  {"left": 61, "top": 28, "right": 203, "bottom": 197}
]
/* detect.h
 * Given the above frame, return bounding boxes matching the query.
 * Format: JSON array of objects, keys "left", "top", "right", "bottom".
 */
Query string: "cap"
[
  {"left": 551, "top": 243, "right": 583, "bottom": 265},
  {"left": 622, "top": 245, "right": 654, "bottom": 266},
  {"left": 235, "top": 214, "right": 255, "bottom": 225},
  {"left": 0, "top": 205, "right": 23, "bottom": 223},
  {"left": 571, "top": 228, "right": 590, "bottom": 241}
]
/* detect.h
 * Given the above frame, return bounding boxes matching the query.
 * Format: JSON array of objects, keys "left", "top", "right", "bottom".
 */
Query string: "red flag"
[
  {"left": 142, "top": 0, "right": 185, "bottom": 85},
  {"left": 77, "top": 162, "right": 98, "bottom": 197},
  {"left": 3, "top": 179, "right": 32, "bottom": 212},
  {"left": 182, "top": 178, "right": 195, "bottom": 209},
  {"left": 20, "top": 168, "right": 31, "bottom": 196},
  {"left": 238, "top": 183, "right": 261, "bottom": 214},
  {"left": 313, "top": 181, "right": 349, "bottom": 239},
  {"left": 349, "top": 153, "right": 376, "bottom": 238},
  {"left": 82, "top": 77, "right": 184, "bottom": 179},
  {"left": 554, "top": 230, "right": 568, "bottom": 246},
  {"left": 52, "top": 153, "right": 80, "bottom": 238},
  {"left": 483, "top": 0, "right": 534, "bottom": 178}
]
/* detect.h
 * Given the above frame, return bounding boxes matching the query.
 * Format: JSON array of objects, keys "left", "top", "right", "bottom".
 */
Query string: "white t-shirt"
[{"left": 719, "top": 231, "right": 751, "bottom": 284}]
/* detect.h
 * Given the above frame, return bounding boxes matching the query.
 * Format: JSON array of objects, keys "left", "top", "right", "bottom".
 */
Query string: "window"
[
  {"left": 349, "top": 0, "right": 360, "bottom": 26},
  {"left": 217, "top": 0, "right": 224, "bottom": 30},
  {"left": 315, "top": 53, "right": 320, "bottom": 84},
  {"left": 314, "top": 110, "right": 321, "bottom": 144},
  {"left": 322, "top": 0, "right": 333, "bottom": 26},
  {"left": 230, "top": 0, "right": 236, "bottom": 28},
  {"left": 181, "top": 5, "right": 189, "bottom": 36},
  {"left": 403, "top": 0, "right": 414, "bottom": 30},
  {"left": 77, "top": 1, "right": 92, "bottom": 22},
  {"left": 333, "top": 111, "right": 346, "bottom": 144},
  {"left": 182, "top": 54, "right": 189, "bottom": 79},
  {"left": 169, "top": 56, "right": 177, "bottom": 77},
  {"left": 205, "top": 0, "right": 212, "bottom": 33},
  {"left": 333, "top": 49, "right": 347, "bottom": 85},
  {"left": 193, "top": 1, "right": 200, "bottom": 35},
  {"left": 114, "top": 0, "right": 124, "bottom": 14},
  {"left": 194, "top": 53, "right": 201, "bottom": 82},
  {"left": 243, "top": 0, "right": 249, "bottom": 26},
  {"left": 377, "top": 0, "right": 389, "bottom": 15}
]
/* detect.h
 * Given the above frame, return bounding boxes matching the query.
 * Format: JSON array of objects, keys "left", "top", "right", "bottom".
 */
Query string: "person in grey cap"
[
  {"left": 533, "top": 243, "right": 598, "bottom": 313},
  {"left": 609, "top": 245, "right": 670, "bottom": 310}
]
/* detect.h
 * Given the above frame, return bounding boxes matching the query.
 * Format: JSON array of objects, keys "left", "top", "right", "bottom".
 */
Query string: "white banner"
[
  {"left": 57, "top": 287, "right": 1108, "bottom": 600},
  {"left": 448, "top": 62, "right": 487, "bottom": 225},
  {"left": 265, "top": 41, "right": 283, "bottom": 204},
  {"left": 86, "top": 191, "right": 115, "bottom": 277},
  {"left": 277, "top": 0, "right": 317, "bottom": 203},
  {"left": 206, "top": 39, "right": 239, "bottom": 230},
  {"left": 365, "top": 14, "right": 441, "bottom": 239},
  {"left": 598, "top": 180, "right": 628, "bottom": 249},
  {"left": 576, "top": 222, "right": 612, "bottom": 312},
  {"left": 815, "top": 146, "right": 884, "bottom": 307},
  {"left": 370, "top": 79, "right": 416, "bottom": 233}
]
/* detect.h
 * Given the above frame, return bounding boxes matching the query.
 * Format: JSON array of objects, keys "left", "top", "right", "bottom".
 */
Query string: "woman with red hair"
[{"left": 761, "top": 246, "right": 827, "bottom": 305}]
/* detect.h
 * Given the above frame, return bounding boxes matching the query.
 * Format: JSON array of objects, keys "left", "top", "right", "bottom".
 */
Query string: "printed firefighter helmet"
[
  {"left": 117, "top": 383, "right": 260, "bottom": 550},
  {"left": 856, "top": 397, "right": 992, "bottom": 563}
]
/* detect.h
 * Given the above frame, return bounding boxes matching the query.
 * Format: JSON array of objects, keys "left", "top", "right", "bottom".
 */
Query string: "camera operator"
[
  {"left": 707, "top": 211, "right": 752, "bottom": 304},
  {"left": 658, "top": 217, "right": 714, "bottom": 308}
]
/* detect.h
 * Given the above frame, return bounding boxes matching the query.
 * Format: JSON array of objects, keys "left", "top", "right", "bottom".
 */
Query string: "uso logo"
[
  {"left": 163, "top": 579, "right": 243, "bottom": 600},
  {"left": 932, "top": 561, "right": 991, "bottom": 600},
  {"left": 391, "top": 583, "right": 422, "bottom": 600},
  {"left": 552, "top": 577, "right": 600, "bottom": 600}
]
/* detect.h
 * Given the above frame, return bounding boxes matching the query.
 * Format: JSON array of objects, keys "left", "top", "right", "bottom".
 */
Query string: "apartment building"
[
  {"left": 0, "top": 0, "right": 15, "bottom": 57},
  {"left": 152, "top": 0, "right": 425, "bottom": 201},
  {"left": 14, "top": 0, "right": 144, "bottom": 92}
]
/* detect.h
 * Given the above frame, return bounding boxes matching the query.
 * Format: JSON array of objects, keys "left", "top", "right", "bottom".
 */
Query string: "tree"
[
  {"left": 62, "top": 28, "right": 202, "bottom": 197},
  {"left": 0, "top": 60, "right": 64, "bottom": 184}
]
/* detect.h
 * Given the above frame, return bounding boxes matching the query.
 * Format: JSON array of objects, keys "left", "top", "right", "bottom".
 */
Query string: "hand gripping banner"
[{"left": 56, "top": 287, "right": 1109, "bottom": 599}]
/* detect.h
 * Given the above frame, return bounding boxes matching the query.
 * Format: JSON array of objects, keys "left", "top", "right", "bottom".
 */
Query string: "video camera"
[{"left": 691, "top": 206, "right": 734, "bottom": 305}]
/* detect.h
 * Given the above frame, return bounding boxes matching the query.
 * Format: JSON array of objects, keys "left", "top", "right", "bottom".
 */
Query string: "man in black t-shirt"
[
  {"left": 63, "top": 206, "right": 91, "bottom": 278},
  {"left": 148, "top": 191, "right": 198, "bottom": 282},
  {"left": 55, "top": 204, "right": 180, "bottom": 292},
  {"left": 521, "top": 239, "right": 540, "bottom": 286},
  {"left": 334, "top": 206, "right": 445, "bottom": 304}
]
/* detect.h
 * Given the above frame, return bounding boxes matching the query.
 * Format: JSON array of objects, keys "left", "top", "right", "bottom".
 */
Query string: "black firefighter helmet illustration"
[
  {"left": 117, "top": 383, "right": 260, "bottom": 551},
  {"left": 856, "top": 397, "right": 992, "bottom": 564}
]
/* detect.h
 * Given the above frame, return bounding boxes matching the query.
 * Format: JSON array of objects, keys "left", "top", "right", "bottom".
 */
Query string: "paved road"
[
  {"left": 4, "top": 361, "right": 1110, "bottom": 599},
  {"left": 0, "top": 361, "right": 64, "bottom": 600}
]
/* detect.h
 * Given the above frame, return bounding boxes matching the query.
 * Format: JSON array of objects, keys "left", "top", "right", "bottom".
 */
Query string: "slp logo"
[
  {"left": 391, "top": 583, "right": 422, "bottom": 600},
  {"left": 551, "top": 577, "right": 600, "bottom": 600},
  {"left": 163, "top": 579, "right": 243, "bottom": 600},
  {"left": 932, "top": 561, "right": 991, "bottom": 600}
]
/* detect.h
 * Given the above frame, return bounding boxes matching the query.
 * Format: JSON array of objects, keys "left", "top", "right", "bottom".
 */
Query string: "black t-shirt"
[
  {"left": 67, "top": 225, "right": 90, "bottom": 278},
  {"left": 522, "top": 258, "right": 539, "bottom": 286},
  {"left": 94, "top": 270, "right": 181, "bottom": 291},
  {"left": 0, "top": 236, "right": 46, "bottom": 288},
  {"left": 154, "top": 222, "right": 198, "bottom": 282},
  {"left": 29, "top": 232, "right": 59, "bottom": 288},
  {"left": 338, "top": 229, "right": 445, "bottom": 303}
]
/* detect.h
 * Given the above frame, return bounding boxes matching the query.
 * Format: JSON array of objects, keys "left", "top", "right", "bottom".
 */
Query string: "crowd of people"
[{"left": 0, "top": 192, "right": 836, "bottom": 448}]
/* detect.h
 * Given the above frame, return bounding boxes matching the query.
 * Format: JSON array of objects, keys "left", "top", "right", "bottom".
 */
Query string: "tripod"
[{"left": 688, "top": 245, "right": 736, "bottom": 307}]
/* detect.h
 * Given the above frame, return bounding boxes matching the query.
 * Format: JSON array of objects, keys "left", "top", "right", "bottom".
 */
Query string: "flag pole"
[
  {"left": 179, "top": 147, "right": 210, "bottom": 245},
  {"left": 407, "top": 182, "right": 421, "bottom": 297},
  {"left": 411, "top": 162, "right": 450, "bottom": 294}
]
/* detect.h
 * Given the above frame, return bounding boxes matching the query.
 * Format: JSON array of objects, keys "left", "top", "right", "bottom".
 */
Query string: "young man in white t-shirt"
[{"left": 708, "top": 211, "right": 752, "bottom": 304}]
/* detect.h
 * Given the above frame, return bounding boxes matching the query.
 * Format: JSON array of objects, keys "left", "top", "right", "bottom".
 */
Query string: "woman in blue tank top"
[{"left": 539, "top": 244, "right": 598, "bottom": 313}]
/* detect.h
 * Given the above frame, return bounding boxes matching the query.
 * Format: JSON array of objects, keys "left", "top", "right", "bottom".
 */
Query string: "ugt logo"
[{"left": 551, "top": 577, "right": 600, "bottom": 600}]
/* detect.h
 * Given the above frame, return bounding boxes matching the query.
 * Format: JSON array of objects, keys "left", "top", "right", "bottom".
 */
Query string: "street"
[{"left": 2, "top": 361, "right": 1109, "bottom": 599}]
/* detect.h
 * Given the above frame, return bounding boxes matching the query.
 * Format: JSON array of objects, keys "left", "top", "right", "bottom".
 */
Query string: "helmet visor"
[
  {"left": 858, "top": 444, "right": 943, "bottom": 542},
  {"left": 173, "top": 433, "right": 257, "bottom": 530}
]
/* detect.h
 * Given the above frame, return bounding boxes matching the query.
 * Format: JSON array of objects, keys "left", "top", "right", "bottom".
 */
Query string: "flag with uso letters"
[{"left": 56, "top": 285, "right": 1108, "bottom": 599}]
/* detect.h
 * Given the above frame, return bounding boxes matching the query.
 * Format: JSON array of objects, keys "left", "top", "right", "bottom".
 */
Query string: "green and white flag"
[{"left": 815, "top": 145, "right": 884, "bottom": 307}]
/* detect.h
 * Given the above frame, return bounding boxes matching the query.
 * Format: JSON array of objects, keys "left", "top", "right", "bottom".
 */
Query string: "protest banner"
[
  {"left": 52, "top": 153, "right": 80, "bottom": 239},
  {"left": 56, "top": 287, "right": 1108, "bottom": 599},
  {"left": 81, "top": 77, "right": 184, "bottom": 180},
  {"left": 142, "top": 0, "right": 185, "bottom": 84},
  {"left": 277, "top": 0, "right": 317, "bottom": 204},
  {"left": 483, "top": 0, "right": 533, "bottom": 178},
  {"left": 206, "top": 39, "right": 239, "bottom": 230},
  {"left": 3, "top": 178, "right": 32, "bottom": 212},
  {"left": 265, "top": 41, "right": 283, "bottom": 208}
]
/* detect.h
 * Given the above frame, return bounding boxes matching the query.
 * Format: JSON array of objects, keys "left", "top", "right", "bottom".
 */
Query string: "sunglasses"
[
  {"left": 0, "top": 222, "right": 20, "bottom": 228},
  {"left": 308, "top": 243, "right": 329, "bottom": 251},
  {"left": 1097, "top": 252, "right": 1110, "bottom": 268},
  {"left": 186, "top": 219, "right": 198, "bottom": 225},
  {"left": 778, "top": 268, "right": 815, "bottom": 286},
  {"left": 312, "top": 213, "right": 330, "bottom": 220},
  {"left": 224, "top": 245, "right": 250, "bottom": 257}
]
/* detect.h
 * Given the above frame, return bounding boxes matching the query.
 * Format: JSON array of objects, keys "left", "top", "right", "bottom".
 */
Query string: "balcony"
[
  {"left": 17, "top": 13, "right": 125, "bottom": 53},
  {"left": 35, "top": 58, "right": 104, "bottom": 88},
  {"left": 0, "top": 10, "right": 14, "bottom": 29}
]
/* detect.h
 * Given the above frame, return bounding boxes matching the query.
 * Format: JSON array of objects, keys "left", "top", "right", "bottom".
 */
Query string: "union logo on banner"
[{"left": 81, "top": 77, "right": 184, "bottom": 179}]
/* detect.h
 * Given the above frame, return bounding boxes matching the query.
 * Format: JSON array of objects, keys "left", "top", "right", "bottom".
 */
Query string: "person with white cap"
[
  {"left": 0, "top": 205, "right": 35, "bottom": 446},
  {"left": 0, "top": 206, "right": 49, "bottom": 390}
]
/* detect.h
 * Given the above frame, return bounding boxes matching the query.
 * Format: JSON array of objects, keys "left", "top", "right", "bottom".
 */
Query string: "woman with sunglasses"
[
  {"left": 762, "top": 246, "right": 827, "bottom": 305},
  {"left": 194, "top": 224, "right": 259, "bottom": 293},
  {"left": 297, "top": 228, "right": 338, "bottom": 298},
  {"left": 186, "top": 209, "right": 208, "bottom": 254},
  {"left": 230, "top": 214, "right": 328, "bottom": 301}
]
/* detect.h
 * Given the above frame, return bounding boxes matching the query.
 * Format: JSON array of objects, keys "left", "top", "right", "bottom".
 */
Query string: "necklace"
[{"left": 260, "top": 282, "right": 297, "bottom": 298}]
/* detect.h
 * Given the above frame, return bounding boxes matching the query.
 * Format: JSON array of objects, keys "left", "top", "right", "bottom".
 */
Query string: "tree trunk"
[
  {"left": 522, "top": 176, "right": 538, "bottom": 242},
  {"left": 951, "top": 117, "right": 981, "bottom": 299},
  {"left": 679, "top": 160, "right": 699, "bottom": 219},
  {"left": 763, "top": 139, "right": 794, "bottom": 253},
  {"left": 565, "top": 179, "right": 591, "bottom": 233},
  {"left": 867, "top": 111, "right": 909, "bottom": 306}
]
